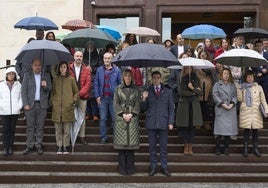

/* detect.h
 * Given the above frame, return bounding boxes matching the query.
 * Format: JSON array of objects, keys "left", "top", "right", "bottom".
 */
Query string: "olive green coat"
[
  {"left": 51, "top": 76, "right": 79, "bottom": 123},
  {"left": 175, "top": 72, "right": 203, "bottom": 128},
  {"left": 113, "top": 83, "right": 140, "bottom": 150}
]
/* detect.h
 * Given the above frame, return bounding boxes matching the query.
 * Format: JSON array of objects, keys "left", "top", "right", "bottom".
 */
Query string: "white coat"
[{"left": 0, "top": 67, "right": 22, "bottom": 115}]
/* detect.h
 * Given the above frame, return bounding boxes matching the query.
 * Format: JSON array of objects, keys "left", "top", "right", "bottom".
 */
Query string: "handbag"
[{"left": 260, "top": 103, "right": 268, "bottom": 118}]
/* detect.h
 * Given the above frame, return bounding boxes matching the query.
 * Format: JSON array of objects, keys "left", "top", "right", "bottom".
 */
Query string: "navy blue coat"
[
  {"left": 94, "top": 65, "right": 122, "bottom": 98},
  {"left": 141, "top": 84, "right": 174, "bottom": 130}
]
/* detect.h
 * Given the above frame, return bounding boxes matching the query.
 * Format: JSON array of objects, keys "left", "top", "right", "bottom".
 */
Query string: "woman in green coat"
[
  {"left": 113, "top": 69, "right": 140, "bottom": 176},
  {"left": 175, "top": 66, "right": 203, "bottom": 155},
  {"left": 51, "top": 61, "right": 79, "bottom": 155}
]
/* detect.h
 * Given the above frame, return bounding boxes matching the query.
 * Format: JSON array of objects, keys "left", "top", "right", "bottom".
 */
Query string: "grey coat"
[
  {"left": 141, "top": 84, "right": 174, "bottom": 130},
  {"left": 212, "top": 80, "right": 238, "bottom": 136},
  {"left": 21, "top": 71, "right": 52, "bottom": 109}
]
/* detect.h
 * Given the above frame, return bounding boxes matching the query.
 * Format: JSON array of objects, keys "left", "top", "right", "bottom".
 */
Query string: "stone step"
[
  {"left": 3, "top": 133, "right": 268, "bottom": 145},
  {"left": 0, "top": 171, "right": 268, "bottom": 183},
  {"left": 4, "top": 125, "right": 268, "bottom": 137},
  {"left": 1, "top": 161, "right": 268, "bottom": 173},
  {"left": 1, "top": 152, "right": 267, "bottom": 163},
  {"left": 1, "top": 143, "right": 268, "bottom": 155}
]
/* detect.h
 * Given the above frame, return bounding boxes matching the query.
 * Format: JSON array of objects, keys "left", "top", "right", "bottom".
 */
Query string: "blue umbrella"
[
  {"left": 181, "top": 24, "right": 226, "bottom": 39},
  {"left": 14, "top": 16, "right": 58, "bottom": 31},
  {"left": 96, "top": 25, "right": 121, "bottom": 41}
]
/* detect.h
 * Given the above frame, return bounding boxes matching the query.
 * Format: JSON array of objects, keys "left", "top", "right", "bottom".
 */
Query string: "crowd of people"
[{"left": 1, "top": 28, "right": 268, "bottom": 177}]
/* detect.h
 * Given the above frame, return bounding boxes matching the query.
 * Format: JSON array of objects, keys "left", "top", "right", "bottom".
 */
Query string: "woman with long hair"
[
  {"left": 213, "top": 68, "right": 238, "bottom": 155},
  {"left": 175, "top": 66, "right": 203, "bottom": 155}
]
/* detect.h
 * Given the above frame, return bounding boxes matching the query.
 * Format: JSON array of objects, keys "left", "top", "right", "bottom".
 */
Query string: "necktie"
[{"left": 156, "top": 86, "right": 160, "bottom": 96}]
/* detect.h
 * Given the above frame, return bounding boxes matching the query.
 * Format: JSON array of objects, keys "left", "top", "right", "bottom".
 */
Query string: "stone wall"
[{"left": 0, "top": 0, "right": 83, "bottom": 80}]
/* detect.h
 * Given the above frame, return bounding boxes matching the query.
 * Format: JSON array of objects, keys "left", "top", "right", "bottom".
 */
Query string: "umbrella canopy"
[
  {"left": 123, "top": 27, "right": 160, "bottom": 37},
  {"left": 62, "top": 19, "right": 96, "bottom": 31},
  {"left": 168, "top": 57, "right": 215, "bottom": 69},
  {"left": 214, "top": 49, "right": 268, "bottom": 67},
  {"left": 111, "top": 43, "right": 180, "bottom": 67},
  {"left": 233, "top": 27, "right": 268, "bottom": 39},
  {"left": 61, "top": 28, "right": 118, "bottom": 48},
  {"left": 181, "top": 24, "right": 226, "bottom": 39},
  {"left": 15, "top": 40, "right": 73, "bottom": 66},
  {"left": 14, "top": 16, "right": 58, "bottom": 31},
  {"left": 55, "top": 32, "right": 71, "bottom": 41},
  {"left": 96, "top": 25, "right": 121, "bottom": 41}
]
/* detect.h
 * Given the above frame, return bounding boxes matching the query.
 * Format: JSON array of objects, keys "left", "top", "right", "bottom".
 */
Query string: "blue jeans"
[
  {"left": 86, "top": 98, "right": 99, "bottom": 116},
  {"left": 98, "top": 97, "right": 115, "bottom": 140}
]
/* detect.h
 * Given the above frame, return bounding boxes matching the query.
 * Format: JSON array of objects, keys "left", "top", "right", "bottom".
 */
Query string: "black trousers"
[
  {"left": 1, "top": 115, "right": 19, "bottom": 148},
  {"left": 118, "top": 150, "right": 135, "bottom": 175},
  {"left": 244, "top": 129, "right": 258, "bottom": 143}
]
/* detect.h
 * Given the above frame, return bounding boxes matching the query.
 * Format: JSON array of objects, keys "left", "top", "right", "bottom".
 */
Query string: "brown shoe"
[
  {"left": 93, "top": 115, "right": 99, "bottom": 121},
  {"left": 204, "top": 122, "right": 211, "bottom": 130},
  {"left": 80, "top": 137, "right": 88, "bottom": 145},
  {"left": 188, "top": 143, "right": 193, "bottom": 155},
  {"left": 183, "top": 144, "right": 189, "bottom": 155}
]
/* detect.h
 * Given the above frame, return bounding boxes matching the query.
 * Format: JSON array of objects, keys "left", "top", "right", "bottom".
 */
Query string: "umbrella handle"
[{"left": 72, "top": 147, "right": 74, "bottom": 154}]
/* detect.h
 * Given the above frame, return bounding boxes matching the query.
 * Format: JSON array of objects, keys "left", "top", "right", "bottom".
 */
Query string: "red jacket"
[
  {"left": 69, "top": 62, "right": 91, "bottom": 100},
  {"left": 213, "top": 48, "right": 224, "bottom": 64}
]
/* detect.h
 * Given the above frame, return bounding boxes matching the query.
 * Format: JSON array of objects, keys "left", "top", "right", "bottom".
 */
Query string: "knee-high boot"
[
  {"left": 243, "top": 129, "right": 250, "bottom": 157},
  {"left": 252, "top": 129, "right": 261, "bottom": 157},
  {"left": 183, "top": 143, "right": 189, "bottom": 155},
  {"left": 215, "top": 135, "right": 221, "bottom": 155},
  {"left": 224, "top": 136, "right": 230, "bottom": 155}
]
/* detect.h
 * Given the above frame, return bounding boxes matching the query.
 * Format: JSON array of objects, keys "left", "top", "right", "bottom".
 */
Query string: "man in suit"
[
  {"left": 141, "top": 71, "right": 174, "bottom": 177},
  {"left": 21, "top": 58, "right": 52, "bottom": 155},
  {"left": 170, "top": 34, "right": 188, "bottom": 59},
  {"left": 253, "top": 39, "right": 268, "bottom": 101}
]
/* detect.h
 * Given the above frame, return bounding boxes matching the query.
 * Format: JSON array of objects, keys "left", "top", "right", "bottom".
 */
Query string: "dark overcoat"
[
  {"left": 141, "top": 84, "right": 174, "bottom": 130},
  {"left": 175, "top": 72, "right": 203, "bottom": 128}
]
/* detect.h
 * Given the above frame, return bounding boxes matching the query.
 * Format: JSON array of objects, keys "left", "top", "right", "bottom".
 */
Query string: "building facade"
[{"left": 83, "top": 0, "right": 268, "bottom": 40}]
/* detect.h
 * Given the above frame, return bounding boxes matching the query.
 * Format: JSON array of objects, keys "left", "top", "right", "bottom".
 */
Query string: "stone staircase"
[{"left": 1, "top": 113, "right": 268, "bottom": 183}]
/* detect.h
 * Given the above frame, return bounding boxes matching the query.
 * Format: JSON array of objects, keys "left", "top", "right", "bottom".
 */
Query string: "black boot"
[
  {"left": 242, "top": 142, "right": 248, "bottom": 157},
  {"left": 243, "top": 129, "right": 250, "bottom": 157},
  {"left": 215, "top": 136, "right": 221, "bottom": 155},
  {"left": 253, "top": 142, "right": 261, "bottom": 157},
  {"left": 224, "top": 136, "right": 230, "bottom": 155},
  {"left": 8, "top": 146, "right": 13, "bottom": 155},
  {"left": 3, "top": 148, "right": 9, "bottom": 156}
]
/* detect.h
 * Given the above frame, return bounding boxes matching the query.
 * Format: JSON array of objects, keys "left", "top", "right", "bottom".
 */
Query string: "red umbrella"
[{"left": 62, "top": 19, "right": 96, "bottom": 31}]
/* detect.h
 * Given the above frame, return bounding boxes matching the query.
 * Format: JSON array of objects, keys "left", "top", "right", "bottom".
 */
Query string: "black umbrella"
[
  {"left": 111, "top": 43, "right": 180, "bottom": 67},
  {"left": 233, "top": 27, "right": 268, "bottom": 39}
]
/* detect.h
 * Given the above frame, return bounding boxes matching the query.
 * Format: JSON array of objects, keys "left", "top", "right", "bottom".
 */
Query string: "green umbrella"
[{"left": 61, "top": 28, "right": 118, "bottom": 48}]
